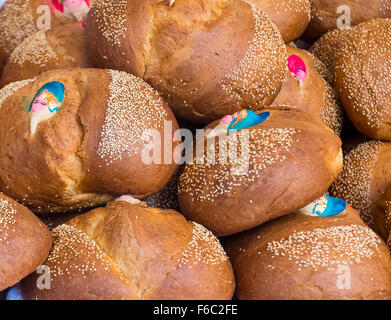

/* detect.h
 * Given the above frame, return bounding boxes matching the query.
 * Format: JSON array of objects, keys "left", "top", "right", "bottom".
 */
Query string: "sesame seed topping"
[
  {"left": 310, "top": 27, "right": 354, "bottom": 85},
  {"left": 221, "top": 4, "right": 286, "bottom": 107},
  {"left": 0, "top": 0, "right": 37, "bottom": 55},
  {"left": 335, "top": 19, "right": 391, "bottom": 130},
  {"left": 179, "top": 128, "right": 298, "bottom": 202},
  {"left": 320, "top": 82, "right": 343, "bottom": 136},
  {"left": 330, "top": 140, "right": 383, "bottom": 228},
  {"left": 177, "top": 222, "right": 228, "bottom": 267},
  {"left": 97, "top": 70, "right": 167, "bottom": 163},
  {"left": 267, "top": 224, "right": 381, "bottom": 271},
  {"left": 0, "top": 78, "right": 36, "bottom": 108},
  {"left": 47, "top": 224, "right": 113, "bottom": 281},
  {"left": 9, "top": 30, "right": 58, "bottom": 67},
  {"left": 261, "top": 0, "right": 310, "bottom": 16},
  {"left": 0, "top": 198, "right": 17, "bottom": 243},
  {"left": 90, "top": 0, "right": 127, "bottom": 46}
]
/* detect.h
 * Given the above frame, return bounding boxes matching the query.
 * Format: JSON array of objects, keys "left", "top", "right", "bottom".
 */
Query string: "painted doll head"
[
  {"left": 299, "top": 194, "right": 347, "bottom": 217},
  {"left": 207, "top": 109, "right": 270, "bottom": 140},
  {"left": 227, "top": 109, "right": 270, "bottom": 132},
  {"left": 52, "top": 0, "right": 90, "bottom": 21},
  {"left": 114, "top": 195, "right": 146, "bottom": 207},
  {"left": 288, "top": 54, "right": 307, "bottom": 88},
  {"left": 29, "top": 81, "right": 65, "bottom": 134},
  {"left": 62, "top": 0, "right": 85, "bottom": 12}
]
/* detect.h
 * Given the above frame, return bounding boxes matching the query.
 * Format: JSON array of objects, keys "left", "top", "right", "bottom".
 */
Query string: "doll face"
[
  {"left": 221, "top": 112, "right": 238, "bottom": 126},
  {"left": 29, "top": 82, "right": 65, "bottom": 134},
  {"left": 30, "top": 91, "right": 61, "bottom": 114},
  {"left": 63, "top": 0, "right": 84, "bottom": 12},
  {"left": 31, "top": 95, "right": 48, "bottom": 113}
]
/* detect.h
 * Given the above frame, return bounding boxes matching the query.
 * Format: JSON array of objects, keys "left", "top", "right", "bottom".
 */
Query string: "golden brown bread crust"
[
  {"left": 334, "top": 18, "right": 391, "bottom": 140},
  {"left": 22, "top": 201, "right": 235, "bottom": 300},
  {"left": 0, "top": 0, "right": 92, "bottom": 75},
  {"left": 309, "top": 27, "right": 355, "bottom": 85},
  {"left": 375, "top": 184, "right": 391, "bottom": 248},
  {"left": 330, "top": 139, "right": 391, "bottom": 229},
  {"left": 225, "top": 205, "right": 391, "bottom": 300},
  {"left": 85, "top": 0, "right": 287, "bottom": 124},
  {"left": 271, "top": 46, "right": 343, "bottom": 135},
  {"left": 0, "top": 68, "right": 179, "bottom": 213},
  {"left": 0, "top": 23, "right": 91, "bottom": 87},
  {"left": 0, "top": 192, "right": 52, "bottom": 291},
  {"left": 178, "top": 107, "right": 343, "bottom": 236},
  {"left": 247, "top": 0, "right": 311, "bottom": 43},
  {"left": 304, "top": 0, "right": 391, "bottom": 40}
]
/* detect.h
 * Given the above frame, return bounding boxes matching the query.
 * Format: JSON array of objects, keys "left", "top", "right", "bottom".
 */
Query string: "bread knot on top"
[{"left": 21, "top": 201, "right": 235, "bottom": 300}]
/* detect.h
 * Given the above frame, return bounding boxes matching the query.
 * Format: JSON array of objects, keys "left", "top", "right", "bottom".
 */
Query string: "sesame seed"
[
  {"left": 0, "top": 78, "right": 36, "bottom": 108},
  {"left": 9, "top": 30, "right": 58, "bottom": 67},
  {"left": 221, "top": 4, "right": 286, "bottom": 108},
  {"left": 177, "top": 222, "right": 228, "bottom": 267},
  {"left": 179, "top": 128, "right": 298, "bottom": 202},
  {"left": 0, "top": 0, "right": 37, "bottom": 55},
  {"left": 330, "top": 140, "right": 383, "bottom": 228},
  {"left": 0, "top": 198, "right": 17, "bottom": 243},
  {"left": 267, "top": 224, "right": 381, "bottom": 271},
  {"left": 97, "top": 70, "right": 167, "bottom": 163},
  {"left": 90, "top": 0, "right": 127, "bottom": 46},
  {"left": 47, "top": 224, "right": 115, "bottom": 280}
]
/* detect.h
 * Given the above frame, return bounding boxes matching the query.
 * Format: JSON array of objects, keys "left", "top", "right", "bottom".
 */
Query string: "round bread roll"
[
  {"left": 247, "top": 0, "right": 311, "bottom": 43},
  {"left": 0, "top": 0, "right": 93, "bottom": 74},
  {"left": 0, "top": 192, "right": 52, "bottom": 291},
  {"left": 178, "top": 107, "right": 343, "bottom": 236},
  {"left": 330, "top": 138, "right": 391, "bottom": 229},
  {"left": 309, "top": 27, "right": 354, "bottom": 85},
  {"left": 304, "top": 0, "right": 391, "bottom": 40},
  {"left": 334, "top": 19, "right": 391, "bottom": 140},
  {"left": 22, "top": 199, "right": 235, "bottom": 300},
  {"left": 85, "top": 0, "right": 287, "bottom": 124},
  {"left": 0, "top": 68, "right": 179, "bottom": 214},
  {"left": 0, "top": 23, "right": 90, "bottom": 87},
  {"left": 225, "top": 200, "right": 391, "bottom": 300},
  {"left": 271, "top": 46, "right": 343, "bottom": 135},
  {"left": 375, "top": 184, "right": 391, "bottom": 248}
]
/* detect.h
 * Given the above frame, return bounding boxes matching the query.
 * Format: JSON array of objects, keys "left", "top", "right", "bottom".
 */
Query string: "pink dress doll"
[
  {"left": 52, "top": 0, "right": 90, "bottom": 21},
  {"left": 288, "top": 54, "right": 307, "bottom": 88}
]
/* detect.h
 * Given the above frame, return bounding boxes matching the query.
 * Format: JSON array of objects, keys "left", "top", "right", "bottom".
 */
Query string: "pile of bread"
[{"left": 1, "top": 0, "right": 391, "bottom": 300}]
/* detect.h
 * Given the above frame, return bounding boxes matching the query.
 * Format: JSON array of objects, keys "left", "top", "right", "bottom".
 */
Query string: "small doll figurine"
[
  {"left": 114, "top": 195, "right": 147, "bottom": 207},
  {"left": 206, "top": 110, "right": 270, "bottom": 139},
  {"left": 227, "top": 109, "right": 270, "bottom": 132},
  {"left": 299, "top": 194, "right": 347, "bottom": 217},
  {"left": 288, "top": 54, "right": 307, "bottom": 88},
  {"left": 29, "top": 81, "right": 65, "bottom": 135},
  {"left": 205, "top": 112, "right": 238, "bottom": 139},
  {"left": 52, "top": 0, "right": 90, "bottom": 21}
]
